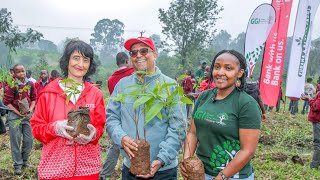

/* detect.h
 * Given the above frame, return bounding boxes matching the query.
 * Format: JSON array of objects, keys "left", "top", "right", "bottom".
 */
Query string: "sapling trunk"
[{"left": 130, "top": 78, "right": 151, "bottom": 175}]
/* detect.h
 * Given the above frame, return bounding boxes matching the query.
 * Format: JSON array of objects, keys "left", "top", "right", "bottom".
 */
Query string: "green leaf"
[
  {"left": 156, "top": 111, "right": 163, "bottom": 120},
  {"left": 60, "top": 78, "right": 75, "bottom": 83},
  {"left": 66, "top": 94, "right": 72, "bottom": 105},
  {"left": 177, "top": 74, "right": 188, "bottom": 81},
  {"left": 180, "top": 96, "right": 193, "bottom": 104},
  {"left": 176, "top": 86, "right": 184, "bottom": 96},
  {"left": 145, "top": 102, "right": 165, "bottom": 124},
  {"left": 133, "top": 95, "right": 153, "bottom": 109},
  {"left": 211, "top": 153, "right": 217, "bottom": 159}
]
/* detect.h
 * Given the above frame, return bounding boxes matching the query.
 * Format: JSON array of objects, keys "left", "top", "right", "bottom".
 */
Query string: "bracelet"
[{"left": 219, "top": 172, "right": 228, "bottom": 180}]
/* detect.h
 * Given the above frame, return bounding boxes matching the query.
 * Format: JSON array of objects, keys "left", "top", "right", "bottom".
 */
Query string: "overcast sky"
[{"left": 2, "top": 0, "right": 320, "bottom": 44}]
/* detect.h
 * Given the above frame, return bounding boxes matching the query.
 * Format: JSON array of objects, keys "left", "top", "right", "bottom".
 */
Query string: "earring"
[{"left": 235, "top": 78, "right": 241, "bottom": 87}]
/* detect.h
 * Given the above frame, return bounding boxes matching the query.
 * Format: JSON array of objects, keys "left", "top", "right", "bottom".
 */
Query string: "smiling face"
[
  {"left": 67, "top": 51, "right": 90, "bottom": 81},
  {"left": 130, "top": 43, "right": 157, "bottom": 73},
  {"left": 14, "top": 65, "right": 26, "bottom": 81},
  {"left": 212, "top": 53, "right": 244, "bottom": 92}
]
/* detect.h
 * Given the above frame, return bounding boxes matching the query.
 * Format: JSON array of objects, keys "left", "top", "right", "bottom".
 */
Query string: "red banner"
[{"left": 259, "top": 0, "right": 292, "bottom": 106}]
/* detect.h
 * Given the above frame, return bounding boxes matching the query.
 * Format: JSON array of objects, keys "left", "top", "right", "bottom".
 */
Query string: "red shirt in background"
[
  {"left": 34, "top": 79, "right": 51, "bottom": 98},
  {"left": 107, "top": 67, "right": 135, "bottom": 94},
  {"left": 182, "top": 77, "right": 195, "bottom": 95},
  {"left": 199, "top": 79, "right": 216, "bottom": 93},
  {"left": 3, "top": 79, "right": 36, "bottom": 111}
]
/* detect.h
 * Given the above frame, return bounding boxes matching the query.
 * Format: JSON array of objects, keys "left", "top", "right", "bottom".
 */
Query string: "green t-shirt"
[
  {"left": 195, "top": 69, "right": 205, "bottom": 79},
  {"left": 193, "top": 88, "right": 261, "bottom": 179}
]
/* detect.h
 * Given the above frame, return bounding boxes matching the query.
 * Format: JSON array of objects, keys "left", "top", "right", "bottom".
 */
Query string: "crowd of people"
[{"left": 0, "top": 36, "right": 319, "bottom": 180}]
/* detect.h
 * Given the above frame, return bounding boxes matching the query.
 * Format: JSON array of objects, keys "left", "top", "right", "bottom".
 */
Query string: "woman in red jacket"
[{"left": 30, "top": 40, "right": 106, "bottom": 180}]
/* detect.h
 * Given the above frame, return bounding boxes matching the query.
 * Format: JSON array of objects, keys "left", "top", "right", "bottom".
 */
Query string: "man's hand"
[
  {"left": 121, "top": 136, "right": 138, "bottom": 159},
  {"left": 136, "top": 160, "right": 163, "bottom": 179}
]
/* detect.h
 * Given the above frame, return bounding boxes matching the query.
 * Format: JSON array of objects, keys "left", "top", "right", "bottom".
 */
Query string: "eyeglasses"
[{"left": 129, "top": 48, "right": 151, "bottom": 57}]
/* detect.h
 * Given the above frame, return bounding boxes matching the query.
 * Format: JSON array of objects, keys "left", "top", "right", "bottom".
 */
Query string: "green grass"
[{"left": 1, "top": 101, "right": 320, "bottom": 179}]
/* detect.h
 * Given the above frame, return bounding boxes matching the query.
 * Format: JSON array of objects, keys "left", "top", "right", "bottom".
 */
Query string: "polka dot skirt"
[{"left": 38, "top": 138, "right": 101, "bottom": 179}]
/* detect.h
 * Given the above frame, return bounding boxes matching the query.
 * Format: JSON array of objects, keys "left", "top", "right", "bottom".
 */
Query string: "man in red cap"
[{"left": 106, "top": 37, "right": 187, "bottom": 179}]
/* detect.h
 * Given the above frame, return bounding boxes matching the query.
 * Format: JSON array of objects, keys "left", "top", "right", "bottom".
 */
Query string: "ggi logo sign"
[{"left": 250, "top": 18, "right": 261, "bottom": 24}]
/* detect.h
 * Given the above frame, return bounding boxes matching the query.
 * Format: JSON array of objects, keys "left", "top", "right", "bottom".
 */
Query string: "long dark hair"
[
  {"left": 59, "top": 39, "right": 97, "bottom": 81},
  {"left": 209, "top": 50, "right": 247, "bottom": 90}
]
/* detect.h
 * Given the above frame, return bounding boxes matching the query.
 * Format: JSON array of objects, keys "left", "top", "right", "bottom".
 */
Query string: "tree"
[
  {"left": 159, "top": 0, "right": 223, "bottom": 71},
  {"left": 0, "top": 8, "right": 43, "bottom": 68},
  {"left": 229, "top": 32, "right": 245, "bottom": 54},
  {"left": 90, "top": 19, "right": 124, "bottom": 58},
  {"left": 307, "top": 38, "right": 320, "bottom": 77},
  {"left": 32, "top": 52, "right": 49, "bottom": 78},
  {"left": 149, "top": 34, "right": 164, "bottom": 53},
  {"left": 210, "top": 30, "right": 231, "bottom": 52},
  {"left": 38, "top": 39, "right": 58, "bottom": 52}
]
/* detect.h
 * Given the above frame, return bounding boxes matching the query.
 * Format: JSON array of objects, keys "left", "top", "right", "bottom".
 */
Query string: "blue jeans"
[
  {"left": 122, "top": 165, "right": 177, "bottom": 180},
  {"left": 205, "top": 173, "right": 254, "bottom": 180}
]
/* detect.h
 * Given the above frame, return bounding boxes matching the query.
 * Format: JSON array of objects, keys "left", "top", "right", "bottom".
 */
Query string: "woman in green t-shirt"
[{"left": 181, "top": 50, "right": 261, "bottom": 180}]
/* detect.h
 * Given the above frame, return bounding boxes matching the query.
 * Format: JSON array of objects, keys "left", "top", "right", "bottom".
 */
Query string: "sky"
[{"left": 1, "top": 0, "right": 320, "bottom": 45}]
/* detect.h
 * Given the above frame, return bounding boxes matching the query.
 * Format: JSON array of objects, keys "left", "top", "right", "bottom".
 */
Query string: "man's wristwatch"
[{"left": 219, "top": 172, "right": 228, "bottom": 180}]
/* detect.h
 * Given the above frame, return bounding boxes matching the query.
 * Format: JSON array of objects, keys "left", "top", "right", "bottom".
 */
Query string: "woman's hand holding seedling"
[
  {"left": 122, "top": 136, "right": 138, "bottom": 159},
  {"left": 54, "top": 119, "right": 74, "bottom": 140},
  {"left": 74, "top": 124, "right": 96, "bottom": 144}
]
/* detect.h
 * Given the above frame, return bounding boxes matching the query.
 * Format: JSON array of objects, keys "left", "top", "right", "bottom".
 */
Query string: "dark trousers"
[
  {"left": 311, "top": 122, "right": 320, "bottom": 168},
  {"left": 122, "top": 165, "right": 177, "bottom": 180}
]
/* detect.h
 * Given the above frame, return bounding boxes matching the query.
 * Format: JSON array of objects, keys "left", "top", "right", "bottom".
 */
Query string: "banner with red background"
[{"left": 259, "top": 0, "right": 293, "bottom": 106}]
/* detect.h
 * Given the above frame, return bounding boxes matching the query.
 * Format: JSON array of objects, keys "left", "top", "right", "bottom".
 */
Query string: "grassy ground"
[{"left": 1, "top": 103, "right": 320, "bottom": 179}]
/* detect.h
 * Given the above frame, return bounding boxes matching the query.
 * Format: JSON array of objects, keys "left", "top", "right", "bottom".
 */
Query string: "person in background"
[
  {"left": 199, "top": 65, "right": 216, "bottom": 93},
  {"left": 30, "top": 40, "right": 106, "bottom": 180},
  {"left": 34, "top": 70, "right": 51, "bottom": 98},
  {"left": 182, "top": 69, "right": 195, "bottom": 119},
  {"left": 107, "top": 36, "right": 187, "bottom": 179},
  {"left": 289, "top": 97, "right": 300, "bottom": 115},
  {"left": 49, "top": 69, "right": 60, "bottom": 82},
  {"left": 26, "top": 70, "right": 36, "bottom": 83},
  {"left": 302, "top": 78, "right": 316, "bottom": 114},
  {"left": 181, "top": 50, "right": 261, "bottom": 180},
  {"left": 276, "top": 87, "right": 284, "bottom": 113},
  {"left": 100, "top": 52, "right": 134, "bottom": 180},
  {"left": 3, "top": 64, "right": 36, "bottom": 175},
  {"left": 106, "top": 52, "right": 135, "bottom": 95},
  {"left": 194, "top": 61, "right": 207, "bottom": 83},
  {"left": 303, "top": 90, "right": 320, "bottom": 168}
]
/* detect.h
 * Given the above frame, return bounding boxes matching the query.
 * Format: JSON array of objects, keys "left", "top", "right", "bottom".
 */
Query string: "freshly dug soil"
[
  {"left": 182, "top": 156, "right": 205, "bottom": 180},
  {"left": 67, "top": 106, "right": 91, "bottom": 138},
  {"left": 130, "top": 139, "right": 150, "bottom": 175},
  {"left": 18, "top": 97, "right": 29, "bottom": 114}
]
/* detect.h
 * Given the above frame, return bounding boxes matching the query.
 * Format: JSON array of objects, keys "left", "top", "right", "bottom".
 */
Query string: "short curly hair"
[{"left": 59, "top": 39, "right": 97, "bottom": 81}]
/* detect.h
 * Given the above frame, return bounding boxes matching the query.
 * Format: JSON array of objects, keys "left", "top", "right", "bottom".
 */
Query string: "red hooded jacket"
[
  {"left": 30, "top": 78, "right": 106, "bottom": 179},
  {"left": 308, "top": 92, "right": 320, "bottom": 123},
  {"left": 107, "top": 67, "right": 134, "bottom": 94}
]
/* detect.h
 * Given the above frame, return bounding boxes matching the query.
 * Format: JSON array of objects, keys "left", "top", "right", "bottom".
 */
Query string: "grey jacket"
[{"left": 106, "top": 67, "right": 187, "bottom": 171}]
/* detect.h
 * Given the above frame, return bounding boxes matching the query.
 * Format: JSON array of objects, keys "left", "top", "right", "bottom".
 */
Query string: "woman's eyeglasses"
[{"left": 129, "top": 48, "right": 151, "bottom": 57}]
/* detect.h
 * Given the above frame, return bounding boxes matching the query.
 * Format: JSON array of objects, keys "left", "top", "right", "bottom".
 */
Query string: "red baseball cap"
[{"left": 124, "top": 37, "right": 157, "bottom": 53}]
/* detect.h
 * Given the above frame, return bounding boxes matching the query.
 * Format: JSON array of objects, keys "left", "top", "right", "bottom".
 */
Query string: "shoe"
[{"left": 14, "top": 167, "right": 23, "bottom": 175}]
